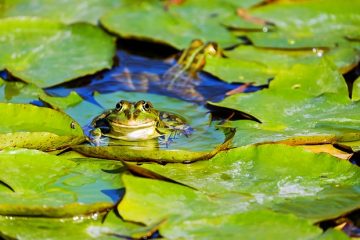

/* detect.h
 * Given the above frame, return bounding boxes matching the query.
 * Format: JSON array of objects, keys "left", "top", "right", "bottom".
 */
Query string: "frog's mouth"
[{"left": 109, "top": 120, "right": 156, "bottom": 129}]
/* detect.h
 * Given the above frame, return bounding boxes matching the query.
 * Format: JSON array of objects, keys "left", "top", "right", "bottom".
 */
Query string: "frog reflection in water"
[
  {"left": 112, "top": 39, "right": 221, "bottom": 101},
  {"left": 90, "top": 100, "right": 192, "bottom": 146}
]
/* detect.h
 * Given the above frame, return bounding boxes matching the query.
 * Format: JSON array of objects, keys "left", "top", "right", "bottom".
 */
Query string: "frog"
[
  {"left": 89, "top": 100, "right": 192, "bottom": 146},
  {"left": 111, "top": 39, "right": 221, "bottom": 102}
]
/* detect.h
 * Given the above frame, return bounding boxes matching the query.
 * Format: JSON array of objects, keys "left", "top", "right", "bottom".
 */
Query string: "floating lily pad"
[
  {"left": 353, "top": 76, "right": 360, "bottom": 101},
  {"left": 0, "top": 211, "right": 157, "bottom": 239},
  {"left": 140, "top": 144, "right": 360, "bottom": 222},
  {"left": 0, "top": 149, "right": 124, "bottom": 217},
  {"left": 101, "top": 2, "right": 239, "bottom": 49},
  {"left": 0, "top": 78, "right": 43, "bottom": 103},
  {"left": 161, "top": 211, "right": 323, "bottom": 240},
  {"left": 0, "top": 103, "right": 85, "bottom": 151},
  {"left": 40, "top": 91, "right": 83, "bottom": 111},
  {"left": 209, "top": 60, "right": 360, "bottom": 147},
  {"left": 204, "top": 43, "right": 360, "bottom": 85},
  {"left": 204, "top": 56, "right": 272, "bottom": 85},
  {"left": 0, "top": 0, "right": 122, "bottom": 24},
  {"left": 69, "top": 91, "right": 233, "bottom": 162},
  {"left": 244, "top": 0, "right": 360, "bottom": 49},
  {"left": 0, "top": 17, "right": 115, "bottom": 87}
]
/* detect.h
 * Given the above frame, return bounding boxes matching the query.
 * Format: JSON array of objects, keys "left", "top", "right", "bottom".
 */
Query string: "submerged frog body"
[
  {"left": 112, "top": 40, "right": 221, "bottom": 102},
  {"left": 90, "top": 100, "right": 191, "bottom": 146}
]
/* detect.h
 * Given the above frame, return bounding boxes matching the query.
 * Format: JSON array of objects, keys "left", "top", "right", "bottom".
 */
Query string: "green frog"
[
  {"left": 112, "top": 39, "right": 221, "bottom": 101},
  {"left": 90, "top": 100, "right": 191, "bottom": 146}
]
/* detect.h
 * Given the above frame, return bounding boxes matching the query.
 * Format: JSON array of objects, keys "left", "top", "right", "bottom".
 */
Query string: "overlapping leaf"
[
  {"left": 139, "top": 144, "right": 360, "bottom": 220},
  {"left": 204, "top": 43, "right": 360, "bottom": 85},
  {"left": 0, "top": 0, "right": 122, "bottom": 24},
  {"left": 0, "top": 103, "right": 85, "bottom": 150},
  {"left": 101, "top": 2, "right": 240, "bottom": 49},
  {"left": 0, "top": 17, "right": 115, "bottom": 87},
  {"left": 244, "top": 0, "right": 360, "bottom": 49},
  {"left": 209, "top": 60, "right": 360, "bottom": 147},
  {"left": 0, "top": 149, "right": 123, "bottom": 216},
  {"left": 120, "top": 144, "right": 359, "bottom": 237}
]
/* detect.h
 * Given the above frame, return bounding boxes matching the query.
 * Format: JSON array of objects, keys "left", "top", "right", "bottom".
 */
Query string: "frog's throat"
[
  {"left": 109, "top": 120, "right": 156, "bottom": 129},
  {"left": 106, "top": 125, "right": 161, "bottom": 141}
]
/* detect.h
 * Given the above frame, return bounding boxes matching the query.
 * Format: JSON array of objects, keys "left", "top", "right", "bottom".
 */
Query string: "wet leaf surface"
[
  {"left": 0, "top": 0, "right": 122, "bottom": 24},
  {"left": 161, "top": 211, "right": 325, "bottom": 240},
  {"left": 0, "top": 211, "right": 157, "bottom": 239},
  {"left": 0, "top": 17, "right": 115, "bottom": 87},
  {"left": 0, "top": 103, "right": 85, "bottom": 150},
  {"left": 209, "top": 60, "right": 360, "bottom": 147},
  {"left": 139, "top": 144, "right": 360, "bottom": 222},
  {"left": 245, "top": 0, "right": 360, "bottom": 49},
  {"left": 353, "top": 76, "right": 360, "bottom": 101},
  {"left": 101, "top": 2, "right": 240, "bottom": 49},
  {"left": 0, "top": 149, "right": 124, "bottom": 217}
]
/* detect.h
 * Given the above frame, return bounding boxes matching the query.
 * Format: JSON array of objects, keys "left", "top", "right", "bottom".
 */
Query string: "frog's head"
[{"left": 106, "top": 100, "right": 160, "bottom": 129}]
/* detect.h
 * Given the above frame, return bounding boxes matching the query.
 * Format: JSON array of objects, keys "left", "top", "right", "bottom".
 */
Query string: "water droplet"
[{"left": 288, "top": 39, "right": 295, "bottom": 45}]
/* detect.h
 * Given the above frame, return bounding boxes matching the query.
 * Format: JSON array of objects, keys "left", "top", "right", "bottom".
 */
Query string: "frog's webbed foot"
[
  {"left": 158, "top": 135, "right": 174, "bottom": 148},
  {"left": 89, "top": 128, "right": 109, "bottom": 146},
  {"left": 158, "top": 125, "right": 193, "bottom": 147}
]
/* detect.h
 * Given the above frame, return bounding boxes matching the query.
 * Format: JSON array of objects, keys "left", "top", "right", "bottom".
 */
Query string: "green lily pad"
[
  {"left": 0, "top": 17, "right": 115, "bottom": 87},
  {"left": 0, "top": 0, "right": 122, "bottom": 24},
  {"left": 209, "top": 60, "right": 360, "bottom": 147},
  {"left": 205, "top": 42, "right": 360, "bottom": 85},
  {"left": 0, "top": 211, "right": 157, "bottom": 239},
  {"left": 353, "top": 76, "right": 360, "bottom": 101},
  {"left": 141, "top": 144, "right": 360, "bottom": 222},
  {"left": 204, "top": 56, "right": 272, "bottom": 85},
  {"left": 101, "top": 2, "right": 239, "bottom": 49},
  {"left": 0, "top": 103, "right": 85, "bottom": 151},
  {"left": 245, "top": 0, "right": 360, "bottom": 49},
  {"left": 69, "top": 91, "right": 233, "bottom": 162},
  {"left": 0, "top": 78, "right": 44, "bottom": 103},
  {"left": 40, "top": 91, "right": 83, "bottom": 111},
  {"left": 0, "top": 149, "right": 124, "bottom": 217},
  {"left": 161, "top": 211, "right": 323, "bottom": 240}
]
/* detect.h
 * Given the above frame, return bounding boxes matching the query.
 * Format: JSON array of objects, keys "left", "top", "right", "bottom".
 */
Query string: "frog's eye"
[
  {"left": 115, "top": 102, "right": 123, "bottom": 111},
  {"left": 143, "top": 101, "right": 152, "bottom": 111}
]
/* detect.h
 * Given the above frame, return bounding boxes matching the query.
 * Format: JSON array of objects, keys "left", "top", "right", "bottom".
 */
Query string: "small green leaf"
[{"left": 0, "top": 103, "right": 85, "bottom": 151}]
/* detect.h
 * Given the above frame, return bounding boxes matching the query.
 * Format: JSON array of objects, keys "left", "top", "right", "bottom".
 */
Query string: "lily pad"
[
  {"left": 204, "top": 43, "right": 360, "bottom": 85},
  {"left": 69, "top": 91, "right": 233, "bottom": 162},
  {"left": 161, "top": 211, "right": 323, "bottom": 240},
  {"left": 0, "top": 103, "right": 85, "bottom": 151},
  {"left": 40, "top": 91, "right": 83, "bottom": 111},
  {"left": 140, "top": 144, "right": 360, "bottom": 222},
  {"left": 0, "top": 149, "right": 124, "bottom": 217},
  {"left": 101, "top": 2, "right": 239, "bottom": 49},
  {"left": 0, "top": 78, "right": 43, "bottom": 103},
  {"left": 353, "top": 76, "right": 360, "bottom": 101},
  {"left": 0, "top": 0, "right": 122, "bottom": 24},
  {"left": 0, "top": 17, "right": 115, "bottom": 87},
  {"left": 0, "top": 211, "right": 157, "bottom": 239},
  {"left": 245, "top": 0, "right": 360, "bottom": 49},
  {"left": 209, "top": 60, "right": 360, "bottom": 147},
  {"left": 204, "top": 55, "right": 272, "bottom": 85}
]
